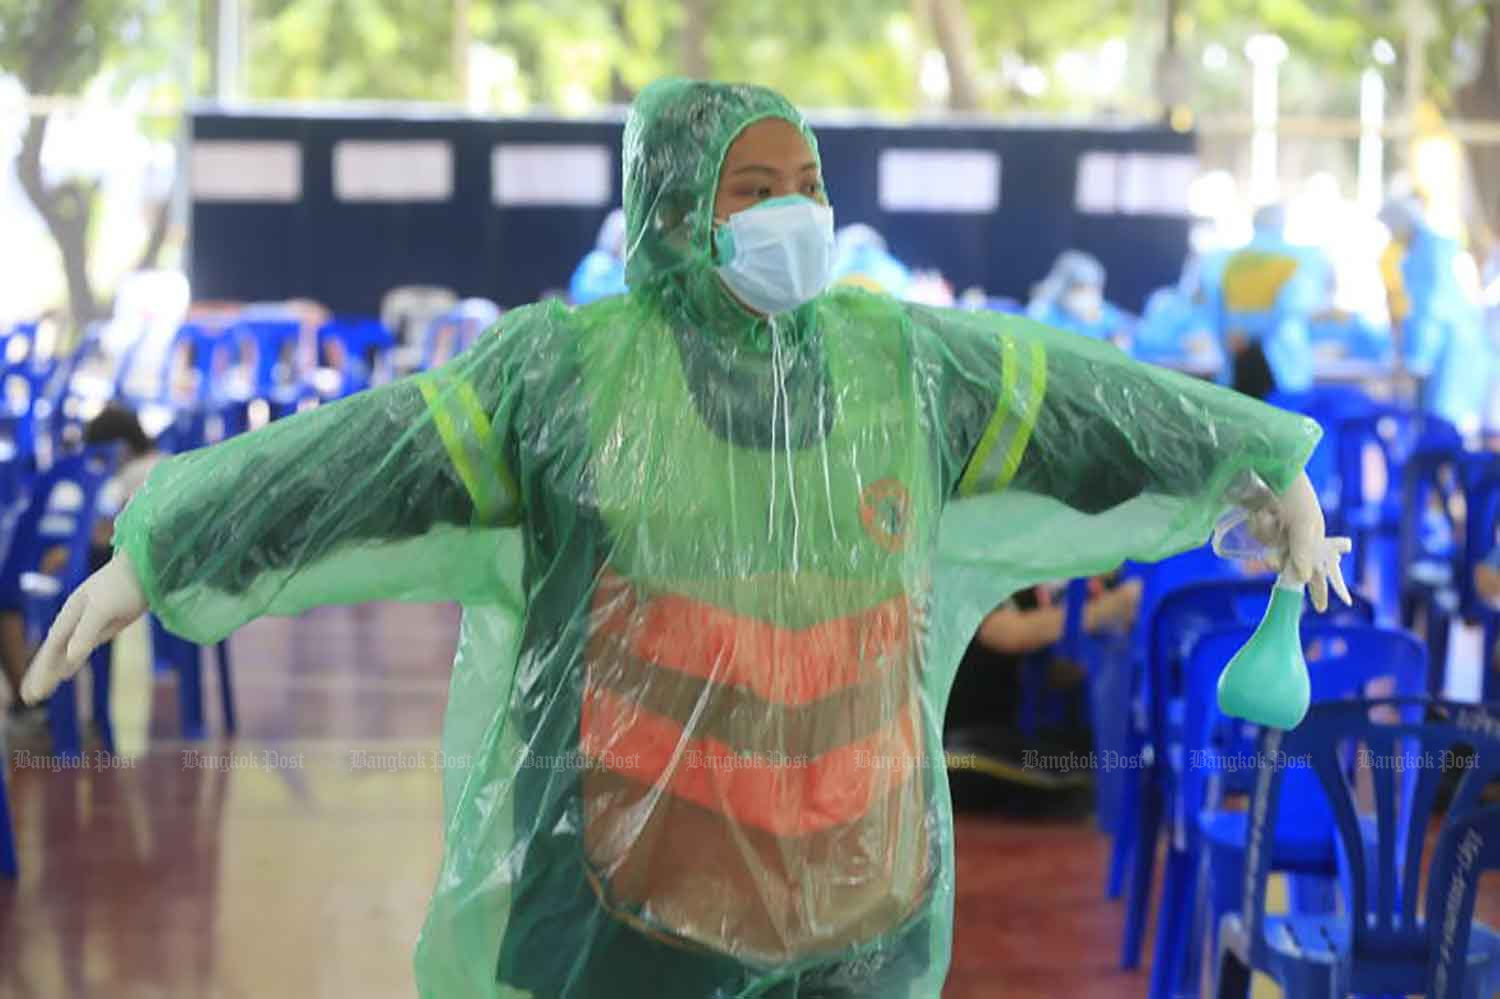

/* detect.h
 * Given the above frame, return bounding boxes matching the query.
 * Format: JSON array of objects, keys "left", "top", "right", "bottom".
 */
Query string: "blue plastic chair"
[
  {"left": 1335, "top": 409, "right": 1461, "bottom": 614},
  {"left": 1267, "top": 385, "right": 1376, "bottom": 516},
  {"left": 1103, "top": 544, "right": 1243, "bottom": 901},
  {"left": 229, "top": 317, "right": 316, "bottom": 421},
  {"left": 1217, "top": 697, "right": 1500, "bottom": 998},
  {"left": 1147, "top": 623, "right": 1428, "bottom": 998},
  {"left": 1399, "top": 441, "right": 1470, "bottom": 694},
  {"left": 1425, "top": 803, "right": 1500, "bottom": 998},
  {"left": 14, "top": 446, "right": 117, "bottom": 758},
  {"left": 316, "top": 318, "right": 396, "bottom": 398},
  {"left": 1120, "top": 577, "right": 1374, "bottom": 972}
]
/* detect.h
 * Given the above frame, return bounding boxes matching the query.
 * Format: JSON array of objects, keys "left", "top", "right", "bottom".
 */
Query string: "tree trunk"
[
  {"left": 16, "top": 114, "right": 103, "bottom": 328},
  {"left": 1457, "top": 1, "right": 1500, "bottom": 242},
  {"left": 609, "top": 0, "right": 634, "bottom": 103},
  {"left": 680, "top": 0, "right": 710, "bottom": 80},
  {"left": 924, "top": 0, "right": 984, "bottom": 111}
]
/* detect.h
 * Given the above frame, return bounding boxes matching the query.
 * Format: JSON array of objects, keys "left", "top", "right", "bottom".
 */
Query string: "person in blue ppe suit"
[
  {"left": 1379, "top": 196, "right": 1490, "bottom": 433},
  {"left": 1218, "top": 204, "right": 1331, "bottom": 398},
  {"left": 569, "top": 208, "right": 630, "bottom": 305},
  {"left": 1026, "top": 250, "right": 1132, "bottom": 348},
  {"left": 830, "top": 223, "right": 912, "bottom": 298}
]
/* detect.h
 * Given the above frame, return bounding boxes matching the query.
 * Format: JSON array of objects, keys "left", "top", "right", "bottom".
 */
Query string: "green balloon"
[{"left": 1217, "top": 581, "right": 1310, "bottom": 730}]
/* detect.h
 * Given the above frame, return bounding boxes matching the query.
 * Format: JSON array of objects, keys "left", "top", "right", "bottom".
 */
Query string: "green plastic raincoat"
[{"left": 114, "top": 79, "right": 1320, "bottom": 998}]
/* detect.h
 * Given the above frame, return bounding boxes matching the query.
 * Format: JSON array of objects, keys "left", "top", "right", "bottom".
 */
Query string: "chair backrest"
[
  {"left": 232, "top": 318, "right": 303, "bottom": 392},
  {"left": 1268, "top": 386, "right": 1375, "bottom": 508},
  {"left": 317, "top": 318, "right": 396, "bottom": 384},
  {"left": 1147, "top": 577, "right": 1374, "bottom": 746},
  {"left": 9, "top": 446, "right": 117, "bottom": 589},
  {"left": 1399, "top": 442, "right": 1468, "bottom": 597},
  {"left": 1463, "top": 453, "right": 1500, "bottom": 615},
  {"left": 1239, "top": 698, "right": 1500, "bottom": 996},
  {"left": 1180, "top": 624, "right": 1427, "bottom": 847},
  {"left": 1426, "top": 803, "right": 1500, "bottom": 999},
  {"left": 1333, "top": 408, "right": 1461, "bottom": 516},
  {"left": 167, "top": 322, "right": 244, "bottom": 405}
]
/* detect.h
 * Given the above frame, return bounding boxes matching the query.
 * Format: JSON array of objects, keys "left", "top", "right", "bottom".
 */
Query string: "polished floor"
[{"left": 0, "top": 602, "right": 1492, "bottom": 998}]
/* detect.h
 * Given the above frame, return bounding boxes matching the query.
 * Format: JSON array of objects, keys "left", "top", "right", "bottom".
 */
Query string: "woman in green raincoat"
[{"left": 25, "top": 80, "right": 1347, "bottom": 998}]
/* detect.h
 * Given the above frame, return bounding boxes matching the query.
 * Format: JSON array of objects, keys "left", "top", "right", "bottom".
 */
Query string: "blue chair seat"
[{"left": 1221, "top": 911, "right": 1500, "bottom": 998}]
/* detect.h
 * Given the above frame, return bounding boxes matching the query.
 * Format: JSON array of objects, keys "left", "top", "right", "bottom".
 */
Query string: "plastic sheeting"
[{"left": 114, "top": 78, "right": 1320, "bottom": 997}]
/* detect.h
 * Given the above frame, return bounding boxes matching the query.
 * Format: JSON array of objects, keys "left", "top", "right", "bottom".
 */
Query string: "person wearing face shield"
[
  {"left": 1026, "top": 250, "right": 1132, "bottom": 348},
  {"left": 21, "top": 79, "right": 1350, "bottom": 998},
  {"left": 568, "top": 207, "right": 630, "bottom": 305},
  {"left": 1379, "top": 195, "right": 1489, "bottom": 433}
]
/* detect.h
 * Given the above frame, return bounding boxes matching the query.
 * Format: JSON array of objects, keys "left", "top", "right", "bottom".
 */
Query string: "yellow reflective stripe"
[
  {"left": 993, "top": 338, "right": 1046, "bottom": 491},
  {"left": 957, "top": 337, "right": 1017, "bottom": 498},
  {"left": 417, "top": 374, "right": 512, "bottom": 524},
  {"left": 449, "top": 378, "right": 520, "bottom": 511},
  {"left": 958, "top": 335, "right": 1047, "bottom": 497}
]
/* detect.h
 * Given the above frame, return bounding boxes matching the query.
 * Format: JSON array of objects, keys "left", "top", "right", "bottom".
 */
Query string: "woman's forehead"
[{"left": 721, "top": 118, "right": 816, "bottom": 173}]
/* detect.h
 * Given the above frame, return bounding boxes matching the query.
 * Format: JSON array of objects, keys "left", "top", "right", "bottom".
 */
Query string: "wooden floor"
[{"left": 0, "top": 601, "right": 1486, "bottom": 998}]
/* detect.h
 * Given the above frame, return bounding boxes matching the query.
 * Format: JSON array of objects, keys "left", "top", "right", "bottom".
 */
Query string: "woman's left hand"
[{"left": 1248, "top": 472, "right": 1354, "bottom": 612}]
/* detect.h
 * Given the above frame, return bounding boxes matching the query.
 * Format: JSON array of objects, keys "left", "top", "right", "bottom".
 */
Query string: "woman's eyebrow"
[{"left": 730, "top": 164, "right": 781, "bottom": 177}]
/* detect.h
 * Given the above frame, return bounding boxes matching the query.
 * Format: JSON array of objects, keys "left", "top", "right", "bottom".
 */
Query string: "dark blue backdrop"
[{"left": 190, "top": 108, "right": 1195, "bottom": 316}]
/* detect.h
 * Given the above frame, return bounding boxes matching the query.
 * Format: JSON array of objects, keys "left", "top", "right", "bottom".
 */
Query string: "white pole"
[
  {"left": 216, "top": 0, "right": 242, "bottom": 101},
  {"left": 1358, "top": 68, "right": 1385, "bottom": 214},
  {"left": 1246, "top": 34, "right": 1288, "bottom": 205}
]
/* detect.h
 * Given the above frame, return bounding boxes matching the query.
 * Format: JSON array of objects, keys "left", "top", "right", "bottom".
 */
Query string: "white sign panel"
[
  {"left": 492, "top": 144, "right": 612, "bottom": 206},
  {"left": 334, "top": 140, "right": 453, "bottom": 202},
  {"left": 1075, "top": 151, "right": 1198, "bottom": 215},
  {"left": 192, "top": 141, "right": 301, "bottom": 203},
  {"left": 1118, "top": 153, "right": 1197, "bottom": 215},
  {"left": 877, "top": 149, "right": 1001, "bottom": 213},
  {"left": 1074, "top": 152, "right": 1119, "bottom": 215}
]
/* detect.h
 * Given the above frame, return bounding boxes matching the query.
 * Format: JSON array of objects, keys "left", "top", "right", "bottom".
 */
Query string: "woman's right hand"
[{"left": 20, "top": 552, "right": 148, "bottom": 704}]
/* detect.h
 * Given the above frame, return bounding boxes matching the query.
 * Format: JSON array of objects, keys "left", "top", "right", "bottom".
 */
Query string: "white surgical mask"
[{"left": 713, "top": 195, "right": 835, "bottom": 315}]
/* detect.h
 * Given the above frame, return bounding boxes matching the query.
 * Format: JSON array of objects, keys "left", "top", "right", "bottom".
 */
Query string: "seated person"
[
  {"left": 2, "top": 405, "right": 161, "bottom": 732},
  {"left": 944, "top": 576, "right": 1140, "bottom": 805}
]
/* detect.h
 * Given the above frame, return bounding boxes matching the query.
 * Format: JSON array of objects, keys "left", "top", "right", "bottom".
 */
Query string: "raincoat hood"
[{"left": 621, "top": 78, "right": 824, "bottom": 339}]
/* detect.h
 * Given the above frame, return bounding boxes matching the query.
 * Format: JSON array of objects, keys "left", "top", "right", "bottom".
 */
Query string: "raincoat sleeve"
[
  {"left": 112, "top": 314, "right": 530, "bottom": 646},
  {"left": 910, "top": 304, "right": 1320, "bottom": 577}
]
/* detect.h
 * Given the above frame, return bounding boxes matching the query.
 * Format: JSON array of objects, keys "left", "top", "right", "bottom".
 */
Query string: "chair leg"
[
  {"left": 89, "top": 642, "right": 114, "bottom": 755},
  {"left": 173, "top": 634, "right": 205, "bottom": 740},
  {"left": 1122, "top": 770, "right": 1164, "bottom": 969},
  {"left": 1149, "top": 845, "right": 1198, "bottom": 999},
  {"left": 1204, "top": 842, "right": 1242, "bottom": 972},
  {"left": 0, "top": 763, "right": 17, "bottom": 878},
  {"left": 47, "top": 677, "right": 82, "bottom": 760},
  {"left": 1106, "top": 785, "right": 1135, "bottom": 899},
  {"left": 1428, "top": 609, "right": 1452, "bottom": 698},
  {"left": 215, "top": 638, "right": 235, "bottom": 735}
]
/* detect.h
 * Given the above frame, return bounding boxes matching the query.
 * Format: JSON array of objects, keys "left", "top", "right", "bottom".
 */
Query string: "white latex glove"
[
  {"left": 21, "top": 552, "right": 148, "bottom": 705},
  {"left": 1247, "top": 472, "right": 1353, "bottom": 613}
]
